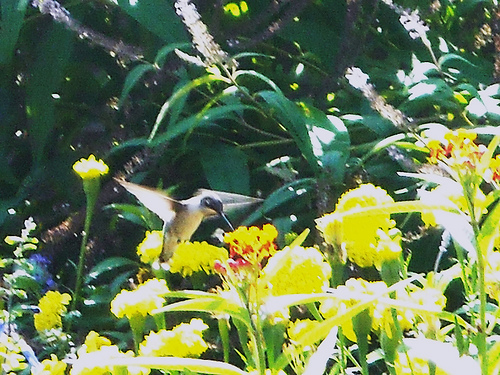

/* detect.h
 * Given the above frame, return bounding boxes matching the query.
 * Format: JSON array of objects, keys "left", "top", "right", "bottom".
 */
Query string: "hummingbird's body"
[{"left": 115, "top": 179, "right": 260, "bottom": 261}]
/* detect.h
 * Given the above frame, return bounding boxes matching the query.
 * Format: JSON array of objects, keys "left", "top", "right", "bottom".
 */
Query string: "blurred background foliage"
[{"left": 1, "top": 0, "right": 499, "bottom": 300}]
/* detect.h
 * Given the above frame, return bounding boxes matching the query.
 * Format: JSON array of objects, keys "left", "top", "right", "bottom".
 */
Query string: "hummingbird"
[{"left": 115, "top": 178, "right": 262, "bottom": 261}]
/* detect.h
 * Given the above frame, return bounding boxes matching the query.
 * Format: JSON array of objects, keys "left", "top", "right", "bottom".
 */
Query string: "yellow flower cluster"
[
  {"left": 319, "top": 278, "right": 446, "bottom": 343},
  {"left": 485, "top": 250, "right": 500, "bottom": 302},
  {"left": 139, "top": 318, "right": 209, "bottom": 358},
  {"left": 316, "top": 184, "right": 399, "bottom": 268},
  {"left": 169, "top": 241, "right": 229, "bottom": 276},
  {"left": 110, "top": 278, "right": 169, "bottom": 319},
  {"left": 71, "top": 330, "right": 149, "bottom": 375},
  {"left": 258, "top": 246, "right": 331, "bottom": 296},
  {"left": 287, "top": 318, "right": 322, "bottom": 349},
  {"left": 224, "top": 224, "right": 278, "bottom": 265},
  {"left": 34, "top": 290, "right": 71, "bottom": 332},
  {"left": 72, "top": 154, "right": 109, "bottom": 180},
  {"left": 33, "top": 354, "right": 67, "bottom": 375},
  {"left": 136, "top": 230, "right": 163, "bottom": 264},
  {"left": 0, "top": 335, "right": 27, "bottom": 373},
  {"left": 71, "top": 345, "right": 149, "bottom": 375}
]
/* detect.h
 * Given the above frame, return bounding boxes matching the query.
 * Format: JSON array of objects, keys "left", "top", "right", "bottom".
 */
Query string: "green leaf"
[
  {"left": 299, "top": 103, "right": 350, "bottom": 180},
  {"left": 93, "top": 357, "right": 247, "bottom": 375},
  {"left": 118, "top": 63, "right": 156, "bottom": 107},
  {"left": 26, "top": 24, "right": 73, "bottom": 165},
  {"left": 150, "top": 104, "right": 256, "bottom": 145},
  {"left": 257, "top": 91, "right": 319, "bottom": 171},
  {"left": 200, "top": 144, "right": 250, "bottom": 195},
  {"left": 86, "top": 257, "right": 138, "bottom": 283},
  {"left": 0, "top": 0, "right": 29, "bottom": 65},
  {"left": 243, "top": 178, "right": 316, "bottom": 224},
  {"left": 116, "top": 0, "right": 189, "bottom": 43}
]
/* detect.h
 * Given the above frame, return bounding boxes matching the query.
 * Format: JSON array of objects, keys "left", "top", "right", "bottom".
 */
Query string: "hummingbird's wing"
[
  {"left": 115, "top": 179, "right": 178, "bottom": 224},
  {"left": 195, "top": 189, "right": 263, "bottom": 212}
]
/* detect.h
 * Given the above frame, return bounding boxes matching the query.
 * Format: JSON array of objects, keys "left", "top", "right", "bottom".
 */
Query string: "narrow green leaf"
[
  {"left": 0, "top": 0, "right": 28, "bottom": 65},
  {"left": 119, "top": 63, "right": 156, "bottom": 107},
  {"left": 200, "top": 144, "right": 250, "bottom": 195}
]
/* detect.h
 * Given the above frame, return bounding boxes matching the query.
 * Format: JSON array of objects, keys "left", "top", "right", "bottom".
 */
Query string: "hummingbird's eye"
[{"left": 201, "top": 196, "right": 223, "bottom": 213}]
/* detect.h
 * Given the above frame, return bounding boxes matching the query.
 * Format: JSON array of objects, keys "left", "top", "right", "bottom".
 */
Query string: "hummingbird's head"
[
  {"left": 198, "top": 193, "right": 235, "bottom": 231},
  {"left": 199, "top": 195, "right": 224, "bottom": 215}
]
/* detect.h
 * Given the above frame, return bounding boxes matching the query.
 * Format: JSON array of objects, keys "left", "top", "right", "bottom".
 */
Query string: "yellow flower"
[
  {"left": 72, "top": 154, "right": 109, "bottom": 180},
  {"left": 320, "top": 278, "right": 388, "bottom": 343},
  {"left": 77, "top": 331, "right": 113, "bottom": 357},
  {"left": 139, "top": 318, "right": 209, "bottom": 358},
  {"left": 485, "top": 250, "right": 500, "bottom": 302},
  {"left": 373, "top": 227, "right": 403, "bottom": 270},
  {"left": 71, "top": 345, "right": 149, "bottom": 375},
  {"left": 287, "top": 318, "right": 323, "bottom": 348},
  {"left": 0, "top": 335, "right": 28, "bottom": 373},
  {"left": 34, "top": 291, "right": 71, "bottom": 332},
  {"left": 32, "top": 354, "right": 66, "bottom": 375},
  {"left": 137, "top": 231, "right": 163, "bottom": 264},
  {"left": 317, "top": 184, "right": 395, "bottom": 268},
  {"left": 169, "top": 241, "right": 229, "bottom": 276},
  {"left": 258, "top": 246, "right": 331, "bottom": 296},
  {"left": 224, "top": 224, "right": 278, "bottom": 264},
  {"left": 110, "top": 278, "right": 169, "bottom": 319}
]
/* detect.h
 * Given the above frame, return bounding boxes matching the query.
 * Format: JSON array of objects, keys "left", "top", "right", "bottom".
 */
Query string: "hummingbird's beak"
[{"left": 220, "top": 212, "right": 235, "bottom": 232}]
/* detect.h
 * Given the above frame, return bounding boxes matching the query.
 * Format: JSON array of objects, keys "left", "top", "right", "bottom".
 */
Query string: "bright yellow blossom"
[
  {"left": 110, "top": 278, "right": 169, "bottom": 319},
  {"left": 316, "top": 184, "right": 396, "bottom": 268},
  {"left": 34, "top": 291, "right": 71, "bottom": 332},
  {"left": 224, "top": 224, "right": 278, "bottom": 264},
  {"left": 76, "top": 331, "right": 113, "bottom": 357},
  {"left": 485, "top": 250, "right": 500, "bottom": 302},
  {"left": 0, "top": 335, "right": 28, "bottom": 373},
  {"left": 287, "top": 318, "right": 323, "bottom": 348},
  {"left": 258, "top": 246, "right": 331, "bottom": 296},
  {"left": 169, "top": 241, "right": 229, "bottom": 276},
  {"left": 136, "top": 230, "right": 163, "bottom": 264},
  {"left": 139, "top": 318, "right": 209, "bottom": 358},
  {"left": 32, "top": 354, "right": 67, "bottom": 375},
  {"left": 72, "top": 154, "right": 109, "bottom": 180},
  {"left": 71, "top": 345, "right": 149, "bottom": 375}
]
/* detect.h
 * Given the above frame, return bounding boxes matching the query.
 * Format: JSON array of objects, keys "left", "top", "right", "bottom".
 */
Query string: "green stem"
[{"left": 71, "top": 178, "right": 99, "bottom": 314}]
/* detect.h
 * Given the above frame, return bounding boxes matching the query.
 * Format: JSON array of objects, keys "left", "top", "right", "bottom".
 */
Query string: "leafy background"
[{"left": 1, "top": 0, "right": 500, "bottom": 358}]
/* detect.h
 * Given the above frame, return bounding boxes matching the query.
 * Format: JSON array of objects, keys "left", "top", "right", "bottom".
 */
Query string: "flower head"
[
  {"left": 110, "top": 278, "right": 169, "bottom": 319},
  {"left": 224, "top": 224, "right": 278, "bottom": 265},
  {"left": 316, "top": 184, "right": 396, "bottom": 268},
  {"left": 77, "top": 331, "right": 113, "bottom": 357},
  {"left": 34, "top": 291, "right": 71, "bottom": 332},
  {"left": 136, "top": 231, "right": 163, "bottom": 264},
  {"left": 0, "top": 334, "right": 28, "bottom": 373},
  {"left": 169, "top": 241, "right": 228, "bottom": 276},
  {"left": 139, "top": 318, "right": 209, "bottom": 358},
  {"left": 258, "top": 246, "right": 331, "bottom": 296},
  {"left": 33, "top": 354, "right": 67, "bottom": 375},
  {"left": 72, "top": 154, "right": 109, "bottom": 180},
  {"left": 71, "top": 345, "right": 149, "bottom": 375}
]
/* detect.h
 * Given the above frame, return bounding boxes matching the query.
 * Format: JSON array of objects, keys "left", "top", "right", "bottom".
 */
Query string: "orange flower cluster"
[
  {"left": 222, "top": 224, "right": 278, "bottom": 269},
  {"left": 427, "top": 129, "right": 484, "bottom": 168}
]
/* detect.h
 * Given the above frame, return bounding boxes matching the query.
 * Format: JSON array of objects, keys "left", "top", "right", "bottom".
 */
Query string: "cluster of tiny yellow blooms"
[
  {"left": 258, "top": 246, "right": 331, "bottom": 296},
  {"left": 139, "top": 318, "right": 208, "bottom": 358},
  {"left": 70, "top": 331, "right": 149, "bottom": 375},
  {"left": 286, "top": 318, "right": 322, "bottom": 349},
  {"left": 32, "top": 354, "right": 67, "bottom": 375},
  {"left": 420, "top": 183, "right": 488, "bottom": 226},
  {"left": 224, "top": 224, "right": 278, "bottom": 264},
  {"left": 136, "top": 230, "right": 163, "bottom": 264},
  {"left": 485, "top": 250, "right": 500, "bottom": 302},
  {"left": 319, "top": 278, "right": 446, "bottom": 343},
  {"left": 393, "top": 352, "right": 448, "bottom": 375},
  {"left": 110, "top": 278, "right": 169, "bottom": 319},
  {"left": 316, "top": 184, "right": 400, "bottom": 268},
  {"left": 72, "top": 154, "right": 109, "bottom": 180},
  {"left": 0, "top": 335, "right": 27, "bottom": 373},
  {"left": 34, "top": 290, "right": 72, "bottom": 332},
  {"left": 169, "top": 241, "right": 229, "bottom": 276}
]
